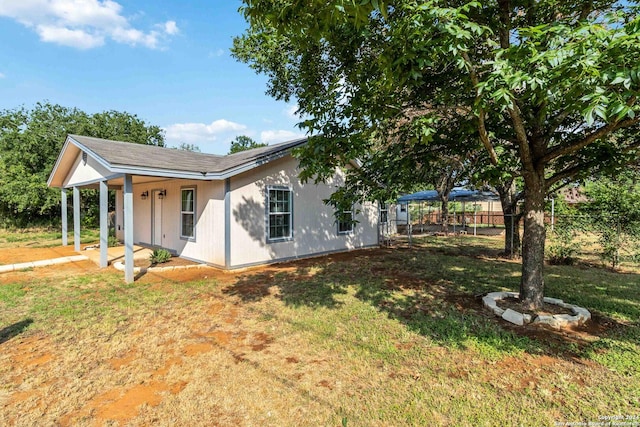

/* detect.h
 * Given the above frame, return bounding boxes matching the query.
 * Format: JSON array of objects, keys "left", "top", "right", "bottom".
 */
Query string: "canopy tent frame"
[{"left": 397, "top": 188, "right": 501, "bottom": 241}]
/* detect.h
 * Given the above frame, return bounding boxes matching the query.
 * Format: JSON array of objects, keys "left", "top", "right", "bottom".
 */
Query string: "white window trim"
[
  {"left": 180, "top": 186, "right": 196, "bottom": 241},
  {"left": 266, "top": 186, "right": 293, "bottom": 243},
  {"left": 337, "top": 208, "right": 354, "bottom": 235},
  {"left": 380, "top": 202, "right": 389, "bottom": 224}
]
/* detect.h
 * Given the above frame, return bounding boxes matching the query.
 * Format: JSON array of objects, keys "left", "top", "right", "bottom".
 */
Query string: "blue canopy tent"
[
  {"left": 397, "top": 188, "right": 500, "bottom": 203},
  {"left": 397, "top": 188, "right": 501, "bottom": 236}
]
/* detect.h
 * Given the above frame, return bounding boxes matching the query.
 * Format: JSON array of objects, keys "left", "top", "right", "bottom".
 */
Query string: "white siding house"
[{"left": 48, "top": 135, "right": 380, "bottom": 281}]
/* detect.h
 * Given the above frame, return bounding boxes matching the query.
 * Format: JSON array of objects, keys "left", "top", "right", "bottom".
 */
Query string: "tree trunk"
[
  {"left": 496, "top": 179, "right": 521, "bottom": 258},
  {"left": 440, "top": 195, "right": 449, "bottom": 233},
  {"left": 520, "top": 172, "right": 547, "bottom": 310}
]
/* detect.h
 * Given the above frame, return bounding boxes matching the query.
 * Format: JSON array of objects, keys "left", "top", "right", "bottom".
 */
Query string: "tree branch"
[
  {"left": 545, "top": 140, "right": 640, "bottom": 189},
  {"left": 461, "top": 51, "right": 500, "bottom": 167},
  {"left": 541, "top": 116, "right": 640, "bottom": 164}
]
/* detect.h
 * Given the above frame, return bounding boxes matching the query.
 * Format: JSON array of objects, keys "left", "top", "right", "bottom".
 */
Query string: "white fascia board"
[
  {"left": 68, "top": 136, "right": 115, "bottom": 173},
  {"left": 110, "top": 165, "right": 212, "bottom": 180},
  {"left": 213, "top": 149, "right": 291, "bottom": 180},
  {"left": 62, "top": 173, "right": 123, "bottom": 189},
  {"left": 47, "top": 137, "right": 75, "bottom": 187}
]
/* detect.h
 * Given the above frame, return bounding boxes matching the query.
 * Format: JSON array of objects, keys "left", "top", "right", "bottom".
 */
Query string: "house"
[{"left": 47, "top": 135, "right": 381, "bottom": 282}]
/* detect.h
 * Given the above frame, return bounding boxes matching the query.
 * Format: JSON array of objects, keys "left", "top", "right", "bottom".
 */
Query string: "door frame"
[{"left": 151, "top": 189, "right": 163, "bottom": 246}]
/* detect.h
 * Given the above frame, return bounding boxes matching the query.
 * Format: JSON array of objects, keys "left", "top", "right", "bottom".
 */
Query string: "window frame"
[
  {"left": 379, "top": 202, "right": 389, "bottom": 224},
  {"left": 266, "top": 186, "right": 293, "bottom": 243},
  {"left": 337, "top": 208, "right": 354, "bottom": 235},
  {"left": 180, "top": 186, "right": 196, "bottom": 241}
]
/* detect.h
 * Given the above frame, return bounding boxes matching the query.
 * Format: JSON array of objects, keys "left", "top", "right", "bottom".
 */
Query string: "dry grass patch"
[{"left": 0, "top": 236, "right": 639, "bottom": 426}]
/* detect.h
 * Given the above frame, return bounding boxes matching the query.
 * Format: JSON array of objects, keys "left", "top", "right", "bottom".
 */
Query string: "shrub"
[
  {"left": 107, "top": 235, "right": 119, "bottom": 247},
  {"left": 150, "top": 248, "right": 171, "bottom": 265}
]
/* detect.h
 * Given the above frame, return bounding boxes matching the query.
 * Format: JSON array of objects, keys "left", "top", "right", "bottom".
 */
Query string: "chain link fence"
[{"left": 389, "top": 207, "right": 640, "bottom": 268}]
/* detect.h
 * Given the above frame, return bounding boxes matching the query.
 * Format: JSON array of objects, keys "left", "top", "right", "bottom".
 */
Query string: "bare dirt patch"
[
  {"left": 497, "top": 296, "right": 574, "bottom": 317},
  {"left": 0, "top": 246, "right": 80, "bottom": 265}
]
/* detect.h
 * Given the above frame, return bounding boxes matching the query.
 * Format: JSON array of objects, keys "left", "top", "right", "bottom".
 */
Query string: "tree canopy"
[
  {"left": 0, "top": 101, "right": 165, "bottom": 226},
  {"left": 234, "top": 0, "right": 640, "bottom": 309},
  {"left": 228, "top": 135, "right": 267, "bottom": 154}
]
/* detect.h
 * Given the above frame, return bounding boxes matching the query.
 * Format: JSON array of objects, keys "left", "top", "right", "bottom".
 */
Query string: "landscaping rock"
[
  {"left": 484, "top": 291, "right": 591, "bottom": 329},
  {"left": 502, "top": 308, "right": 525, "bottom": 326},
  {"left": 533, "top": 315, "right": 553, "bottom": 324},
  {"left": 572, "top": 307, "right": 591, "bottom": 323}
]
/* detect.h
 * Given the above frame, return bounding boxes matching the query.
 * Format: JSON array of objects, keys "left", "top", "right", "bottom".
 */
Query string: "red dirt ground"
[
  {"left": 0, "top": 245, "right": 624, "bottom": 425},
  {"left": 0, "top": 246, "right": 80, "bottom": 265}
]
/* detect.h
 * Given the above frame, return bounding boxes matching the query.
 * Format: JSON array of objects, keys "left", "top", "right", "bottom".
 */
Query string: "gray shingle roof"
[{"left": 68, "top": 134, "right": 307, "bottom": 175}]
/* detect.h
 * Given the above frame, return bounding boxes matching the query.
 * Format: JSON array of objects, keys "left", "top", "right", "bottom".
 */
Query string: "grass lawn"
[
  {"left": 0, "top": 233, "right": 638, "bottom": 426},
  {"left": 0, "top": 227, "right": 99, "bottom": 249}
]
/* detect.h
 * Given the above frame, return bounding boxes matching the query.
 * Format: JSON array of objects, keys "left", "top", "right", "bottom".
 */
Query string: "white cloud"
[
  {"left": 0, "top": 0, "right": 178, "bottom": 49},
  {"left": 208, "top": 48, "right": 225, "bottom": 58},
  {"left": 260, "top": 129, "right": 305, "bottom": 144},
  {"left": 163, "top": 20, "right": 178, "bottom": 35},
  {"left": 37, "top": 24, "right": 104, "bottom": 49},
  {"left": 284, "top": 104, "right": 298, "bottom": 119},
  {"left": 0, "top": 72, "right": 5, "bottom": 79},
  {"left": 164, "top": 119, "right": 248, "bottom": 145}
]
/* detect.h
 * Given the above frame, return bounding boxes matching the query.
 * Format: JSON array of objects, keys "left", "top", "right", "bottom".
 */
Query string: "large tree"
[
  {"left": 234, "top": 1, "right": 640, "bottom": 310},
  {"left": 0, "top": 102, "right": 165, "bottom": 226}
]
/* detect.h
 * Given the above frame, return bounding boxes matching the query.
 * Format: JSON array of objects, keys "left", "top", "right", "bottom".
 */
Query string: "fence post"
[
  {"left": 408, "top": 201, "right": 412, "bottom": 247},
  {"left": 473, "top": 203, "right": 477, "bottom": 236}
]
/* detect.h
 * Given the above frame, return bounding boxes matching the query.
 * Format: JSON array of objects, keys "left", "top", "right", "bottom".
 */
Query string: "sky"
[{"left": 0, "top": 0, "right": 304, "bottom": 154}]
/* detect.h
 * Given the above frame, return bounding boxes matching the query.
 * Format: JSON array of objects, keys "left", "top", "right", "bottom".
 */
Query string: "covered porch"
[
  {"left": 56, "top": 174, "right": 165, "bottom": 283},
  {"left": 47, "top": 135, "right": 182, "bottom": 283},
  {"left": 82, "top": 244, "right": 154, "bottom": 268}
]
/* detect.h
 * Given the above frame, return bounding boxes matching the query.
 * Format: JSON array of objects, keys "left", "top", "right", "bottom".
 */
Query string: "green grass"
[
  {"left": 0, "top": 227, "right": 100, "bottom": 248},
  {"left": 226, "top": 235, "right": 640, "bottom": 423},
  {"left": 1, "top": 233, "right": 639, "bottom": 425}
]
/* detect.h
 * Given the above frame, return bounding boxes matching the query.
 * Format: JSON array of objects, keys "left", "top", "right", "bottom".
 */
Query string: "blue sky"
[{"left": 0, "top": 0, "right": 303, "bottom": 154}]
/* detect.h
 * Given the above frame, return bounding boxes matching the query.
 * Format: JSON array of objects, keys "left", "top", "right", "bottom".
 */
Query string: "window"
[
  {"left": 181, "top": 188, "right": 195, "bottom": 239},
  {"left": 400, "top": 203, "right": 407, "bottom": 212},
  {"left": 267, "top": 188, "right": 292, "bottom": 241},
  {"left": 338, "top": 209, "right": 354, "bottom": 234},
  {"left": 380, "top": 202, "right": 389, "bottom": 223}
]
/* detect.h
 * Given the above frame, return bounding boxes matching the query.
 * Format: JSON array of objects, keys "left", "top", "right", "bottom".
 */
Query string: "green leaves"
[
  {"left": 228, "top": 135, "right": 267, "bottom": 154},
  {"left": 0, "top": 102, "right": 165, "bottom": 226}
]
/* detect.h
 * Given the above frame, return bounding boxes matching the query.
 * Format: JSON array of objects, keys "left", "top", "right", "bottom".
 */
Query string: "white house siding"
[
  {"left": 63, "top": 152, "right": 112, "bottom": 188},
  {"left": 117, "top": 179, "right": 226, "bottom": 266},
  {"left": 228, "top": 156, "right": 379, "bottom": 268}
]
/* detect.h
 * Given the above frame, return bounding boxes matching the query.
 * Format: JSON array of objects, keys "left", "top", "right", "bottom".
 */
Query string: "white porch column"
[
  {"left": 123, "top": 174, "right": 134, "bottom": 283},
  {"left": 99, "top": 180, "right": 108, "bottom": 268},
  {"left": 73, "top": 186, "right": 80, "bottom": 252},
  {"left": 61, "top": 189, "right": 68, "bottom": 246}
]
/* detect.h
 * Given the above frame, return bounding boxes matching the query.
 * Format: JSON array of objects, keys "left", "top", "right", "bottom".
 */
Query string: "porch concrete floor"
[{"left": 81, "top": 245, "right": 153, "bottom": 267}]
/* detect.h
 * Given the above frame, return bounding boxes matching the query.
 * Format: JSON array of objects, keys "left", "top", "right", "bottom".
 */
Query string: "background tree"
[
  {"left": 228, "top": 135, "right": 267, "bottom": 154},
  {"left": 234, "top": 0, "right": 640, "bottom": 310},
  {"left": 175, "top": 142, "right": 201, "bottom": 152},
  {"left": 0, "top": 101, "right": 165, "bottom": 227},
  {"left": 580, "top": 171, "right": 640, "bottom": 269}
]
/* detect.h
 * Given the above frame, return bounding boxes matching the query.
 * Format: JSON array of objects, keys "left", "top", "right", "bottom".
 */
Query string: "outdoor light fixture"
[
  {"left": 158, "top": 189, "right": 167, "bottom": 199},
  {"left": 141, "top": 191, "right": 149, "bottom": 200}
]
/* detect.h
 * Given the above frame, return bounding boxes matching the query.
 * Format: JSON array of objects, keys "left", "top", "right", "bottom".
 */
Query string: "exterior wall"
[
  {"left": 227, "top": 156, "right": 379, "bottom": 268},
  {"left": 114, "top": 155, "right": 379, "bottom": 268},
  {"left": 128, "top": 179, "right": 225, "bottom": 266},
  {"left": 63, "top": 152, "right": 111, "bottom": 187}
]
